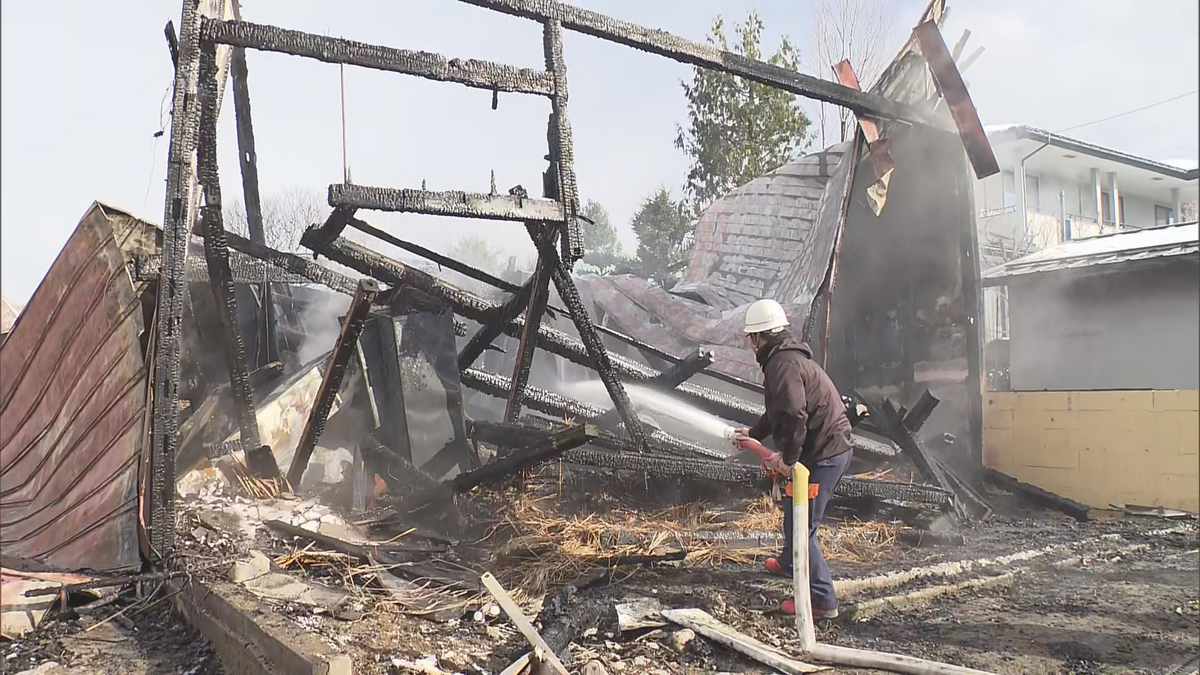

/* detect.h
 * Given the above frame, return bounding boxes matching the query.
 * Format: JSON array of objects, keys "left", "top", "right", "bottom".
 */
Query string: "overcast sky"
[{"left": 2, "top": 0, "right": 1197, "bottom": 304}]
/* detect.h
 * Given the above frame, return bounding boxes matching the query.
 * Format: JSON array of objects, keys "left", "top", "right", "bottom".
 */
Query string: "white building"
[{"left": 975, "top": 125, "right": 1199, "bottom": 341}]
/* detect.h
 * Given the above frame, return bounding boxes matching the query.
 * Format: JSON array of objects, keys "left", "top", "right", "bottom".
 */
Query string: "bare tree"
[
  {"left": 809, "top": 0, "right": 895, "bottom": 147},
  {"left": 224, "top": 188, "right": 329, "bottom": 253}
]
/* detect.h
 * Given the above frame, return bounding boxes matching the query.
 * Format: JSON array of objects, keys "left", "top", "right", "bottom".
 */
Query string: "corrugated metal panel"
[{"left": 0, "top": 203, "right": 146, "bottom": 572}]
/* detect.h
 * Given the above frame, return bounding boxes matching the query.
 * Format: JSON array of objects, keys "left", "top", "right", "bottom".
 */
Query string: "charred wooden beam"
[
  {"left": 346, "top": 217, "right": 763, "bottom": 396},
  {"left": 151, "top": 0, "right": 209, "bottom": 560},
  {"left": 872, "top": 397, "right": 968, "bottom": 520},
  {"left": 935, "top": 457, "right": 993, "bottom": 520},
  {"left": 456, "top": 0, "right": 949, "bottom": 128},
  {"left": 303, "top": 206, "right": 358, "bottom": 253},
  {"left": 912, "top": 20, "right": 1000, "bottom": 179},
  {"left": 651, "top": 348, "right": 713, "bottom": 388},
  {"left": 541, "top": 19, "right": 581, "bottom": 262},
  {"left": 562, "top": 448, "right": 952, "bottom": 506},
  {"left": 228, "top": 29, "right": 278, "bottom": 368},
  {"left": 462, "top": 369, "right": 727, "bottom": 460},
  {"left": 902, "top": 389, "right": 940, "bottom": 434},
  {"left": 201, "top": 18, "right": 555, "bottom": 96},
  {"left": 506, "top": 250, "right": 554, "bottom": 423},
  {"left": 221, "top": 230, "right": 359, "bottom": 294},
  {"left": 360, "top": 435, "right": 439, "bottom": 493},
  {"left": 197, "top": 43, "right": 279, "bottom": 481},
  {"left": 134, "top": 253, "right": 312, "bottom": 284},
  {"left": 306, "top": 233, "right": 765, "bottom": 424},
  {"left": 532, "top": 229, "right": 645, "bottom": 449},
  {"left": 458, "top": 279, "right": 535, "bottom": 371},
  {"left": 328, "top": 184, "right": 568, "bottom": 223},
  {"left": 288, "top": 279, "right": 380, "bottom": 486},
  {"left": 165, "top": 21, "right": 179, "bottom": 67},
  {"left": 984, "top": 468, "right": 1090, "bottom": 522}
]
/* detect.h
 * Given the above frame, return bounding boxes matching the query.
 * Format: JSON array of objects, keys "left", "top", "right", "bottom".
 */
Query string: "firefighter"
[{"left": 735, "top": 298, "right": 853, "bottom": 618}]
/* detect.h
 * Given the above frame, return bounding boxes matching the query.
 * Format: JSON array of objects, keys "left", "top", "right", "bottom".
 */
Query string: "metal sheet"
[{"left": 0, "top": 203, "right": 146, "bottom": 572}]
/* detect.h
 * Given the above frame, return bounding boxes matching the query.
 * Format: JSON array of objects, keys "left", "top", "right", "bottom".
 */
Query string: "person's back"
[{"left": 755, "top": 337, "right": 852, "bottom": 469}]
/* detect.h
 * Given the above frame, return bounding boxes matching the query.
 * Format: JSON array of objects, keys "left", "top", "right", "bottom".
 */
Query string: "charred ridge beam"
[
  {"left": 462, "top": 369, "right": 727, "bottom": 460},
  {"left": 903, "top": 389, "right": 940, "bottom": 434},
  {"left": 201, "top": 18, "right": 555, "bottom": 96},
  {"left": 328, "top": 183, "right": 568, "bottom": 223},
  {"left": 134, "top": 253, "right": 313, "bottom": 285},
  {"left": 197, "top": 42, "right": 279, "bottom": 482},
  {"left": 306, "top": 234, "right": 765, "bottom": 423},
  {"left": 456, "top": 0, "right": 949, "bottom": 129},
  {"left": 288, "top": 279, "right": 380, "bottom": 486}
]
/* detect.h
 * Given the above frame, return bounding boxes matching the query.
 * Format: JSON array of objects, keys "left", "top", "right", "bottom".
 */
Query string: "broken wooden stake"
[
  {"left": 288, "top": 278, "right": 379, "bottom": 487},
  {"left": 480, "top": 572, "right": 569, "bottom": 675}
]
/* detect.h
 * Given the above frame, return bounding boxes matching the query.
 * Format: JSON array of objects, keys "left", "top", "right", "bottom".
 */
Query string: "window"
[
  {"left": 1101, "top": 192, "right": 1125, "bottom": 225},
  {"left": 1024, "top": 174, "right": 1040, "bottom": 209},
  {"left": 1002, "top": 170, "right": 1016, "bottom": 208},
  {"left": 1155, "top": 205, "right": 1174, "bottom": 225}
]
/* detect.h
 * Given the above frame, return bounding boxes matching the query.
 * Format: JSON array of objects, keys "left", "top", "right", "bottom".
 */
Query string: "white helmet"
[{"left": 743, "top": 299, "right": 789, "bottom": 334}]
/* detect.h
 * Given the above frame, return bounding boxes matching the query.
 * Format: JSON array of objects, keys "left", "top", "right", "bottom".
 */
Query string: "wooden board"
[
  {"left": 0, "top": 203, "right": 146, "bottom": 572},
  {"left": 661, "top": 608, "right": 827, "bottom": 674}
]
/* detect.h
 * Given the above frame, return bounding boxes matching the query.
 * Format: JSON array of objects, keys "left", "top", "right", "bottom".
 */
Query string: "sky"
[{"left": 2, "top": 0, "right": 1197, "bottom": 304}]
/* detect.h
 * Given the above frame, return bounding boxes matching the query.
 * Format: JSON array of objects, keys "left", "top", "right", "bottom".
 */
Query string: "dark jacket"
[{"left": 748, "top": 338, "right": 852, "bottom": 468}]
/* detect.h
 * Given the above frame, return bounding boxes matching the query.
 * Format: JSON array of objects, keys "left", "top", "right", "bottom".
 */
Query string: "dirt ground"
[{"left": 7, "top": 490, "right": 1198, "bottom": 675}]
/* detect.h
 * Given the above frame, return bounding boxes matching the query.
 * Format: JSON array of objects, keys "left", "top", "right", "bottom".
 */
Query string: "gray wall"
[{"left": 1008, "top": 258, "right": 1200, "bottom": 391}]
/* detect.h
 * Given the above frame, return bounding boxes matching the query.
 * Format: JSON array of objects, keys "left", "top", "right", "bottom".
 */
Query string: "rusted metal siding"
[{"left": 0, "top": 203, "right": 146, "bottom": 572}]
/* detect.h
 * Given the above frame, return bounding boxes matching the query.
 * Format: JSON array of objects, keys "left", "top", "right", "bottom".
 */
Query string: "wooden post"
[{"left": 791, "top": 462, "right": 816, "bottom": 652}]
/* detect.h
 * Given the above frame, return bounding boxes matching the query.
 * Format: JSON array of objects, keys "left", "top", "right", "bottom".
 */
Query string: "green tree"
[
  {"left": 631, "top": 188, "right": 692, "bottom": 288},
  {"left": 674, "top": 12, "right": 812, "bottom": 215},
  {"left": 577, "top": 199, "right": 628, "bottom": 273}
]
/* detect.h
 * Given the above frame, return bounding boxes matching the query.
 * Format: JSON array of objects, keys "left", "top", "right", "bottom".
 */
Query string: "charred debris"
[{"left": 0, "top": 0, "right": 1097, "bottom": 672}]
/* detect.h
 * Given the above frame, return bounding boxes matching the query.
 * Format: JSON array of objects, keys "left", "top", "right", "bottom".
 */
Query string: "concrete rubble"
[{"left": 1, "top": 1, "right": 1197, "bottom": 674}]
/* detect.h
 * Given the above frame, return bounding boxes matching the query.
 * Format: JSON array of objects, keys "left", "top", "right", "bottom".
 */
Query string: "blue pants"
[{"left": 780, "top": 450, "right": 853, "bottom": 611}]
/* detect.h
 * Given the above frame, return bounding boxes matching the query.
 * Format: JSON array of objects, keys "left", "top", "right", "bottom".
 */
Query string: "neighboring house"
[
  {"left": 980, "top": 222, "right": 1199, "bottom": 512},
  {"left": 976, "top": 125, "right": 1199, "bottom": 341}
]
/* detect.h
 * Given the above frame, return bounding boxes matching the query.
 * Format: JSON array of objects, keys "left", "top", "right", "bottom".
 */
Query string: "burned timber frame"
[{"left": 152, "top": 0, "right": 980, "bottom": 558}]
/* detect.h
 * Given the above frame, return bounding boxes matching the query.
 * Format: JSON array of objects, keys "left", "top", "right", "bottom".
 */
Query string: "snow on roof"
[{"left": 981, "top": 221, "right": 1199, "bottom": 284}]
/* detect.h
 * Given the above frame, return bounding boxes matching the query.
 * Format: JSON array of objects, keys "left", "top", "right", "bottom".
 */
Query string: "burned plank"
[
  {"left": 984, "top": 469, "right": 1090, "bottom": 522},
  {"left": 912, "top": 20, "right": 1000, "bottom": 179},
  {"left": 651, "top": 348, "right": 713, "bottom": 388},
  {"left": 832, "top": 59, "right": 895, "bottom": 181},
  {"left": 303, "top": 206, "right": 358, "bottom": 254},
  {"left": 359, "top": 435, "right": 440, "bottom": 493},
  {"left": 902, "top": 389, "right": 940, "bottom": 434},
  {"left": 505, "top": 228, "right": 556, "bottom": 423},
  {"left": 201, "top": 18, "right": 556, "bottom": 96},
  {"left": 457, "top": 278, "right": 535, "bottom": 371},
  {"left": 287, "top": 279, "right": 379, "bottom": 486},
  {"left": 196, "top": 43, "right": 279, "bottom": 482},
  {"left": 262, "top": 520, "right": 444, "bottom": 559},
  {"left": 456, "top": 0, "right": 949, "bottom": 128},
  {"left": 328, "top": 184, "right": 567, "bottom": 223}
]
